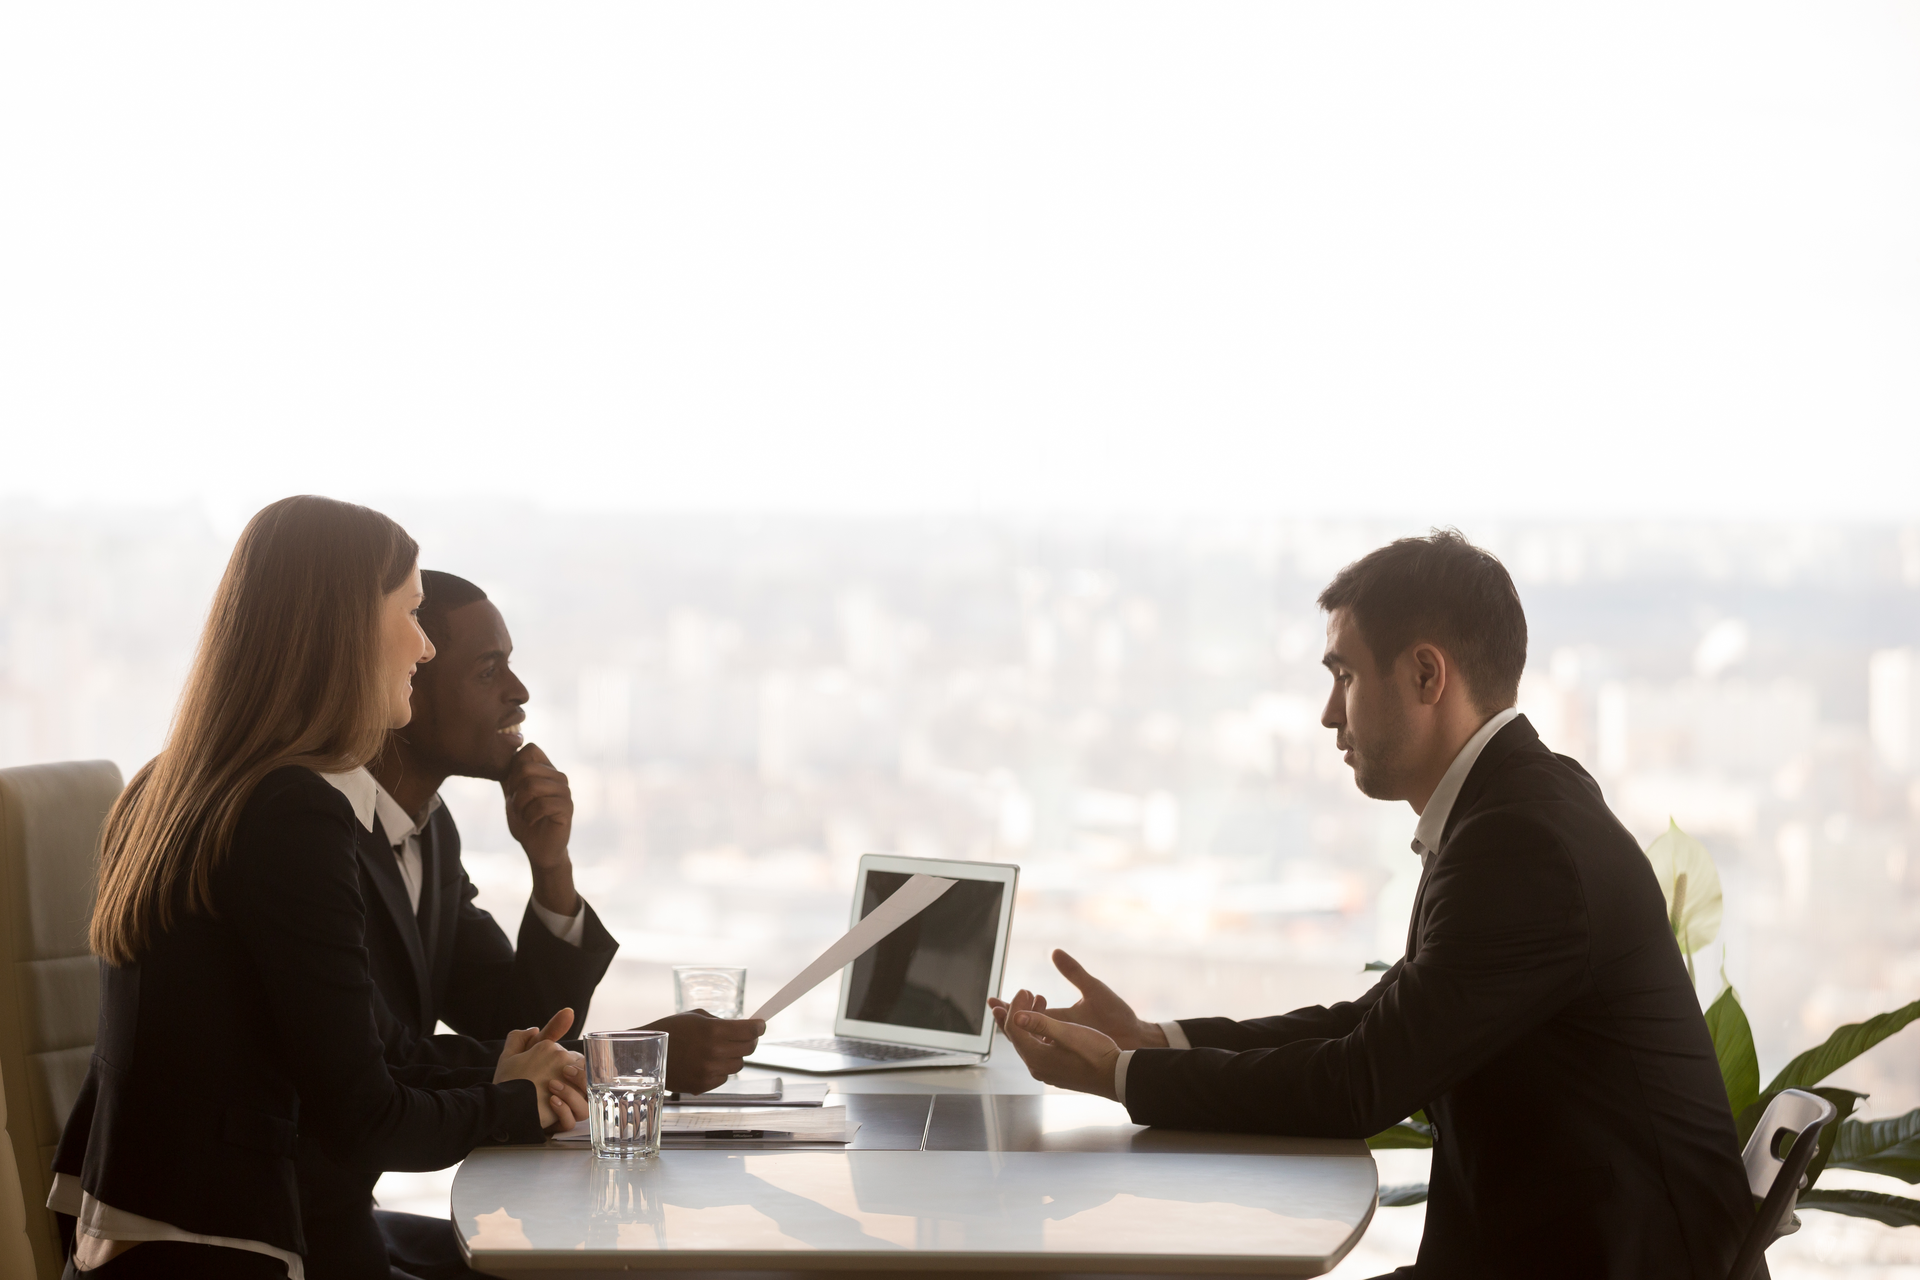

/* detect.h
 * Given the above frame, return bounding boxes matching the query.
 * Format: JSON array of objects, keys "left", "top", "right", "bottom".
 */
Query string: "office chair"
[
  {"left": 0, "top": 760, "right": 123, "bottom": 1280},
  {"left": 1725, "top": 1087, "right": 1839, "bottom": 1280}
]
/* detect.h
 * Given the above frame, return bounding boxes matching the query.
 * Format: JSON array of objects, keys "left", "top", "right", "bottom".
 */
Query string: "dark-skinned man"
[
  {"left": 991, "top": 532, "right": 1753, "bottom": 1280},
  {"left": 305, "top": 570, "right": 764, "bottom": 1280}
]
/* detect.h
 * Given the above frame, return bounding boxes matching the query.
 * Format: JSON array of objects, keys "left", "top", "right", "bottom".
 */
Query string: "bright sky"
[{"left": 2, "top": 3, "right": 1916, "bottom": 520}]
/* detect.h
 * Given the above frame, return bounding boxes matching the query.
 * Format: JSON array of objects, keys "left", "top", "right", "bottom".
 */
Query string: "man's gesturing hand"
[
  {"left": 496, "top": 1006, "right": 588, "bottom": 1132},
  {"left": 503, "top": 744, "right": 579, "bottom": 916},
  {"left": 988, "top": 949, "right": 1169, "bottom": 1050},
  {"left": 997, "top": 988, "right": 1122, "bottom": 1099},
  {"left": 641, "top": 1010, "right": 767, "bottom": 1095}
]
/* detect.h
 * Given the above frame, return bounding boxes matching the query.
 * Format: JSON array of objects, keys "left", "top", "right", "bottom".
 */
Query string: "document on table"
[
  {"left": 557, "top": 1105, "right": 856, "bottom": 1146},
  {"left": 669, "top": 1080, "right": 831, "bottom": 1108},
  {"left": 749, "top": 873, "right": 957, "bottom": 1021}
]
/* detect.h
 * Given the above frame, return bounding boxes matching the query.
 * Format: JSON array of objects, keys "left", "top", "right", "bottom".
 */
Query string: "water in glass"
[{"left": 588, "top": 1075, "right": 663, "bottom": 1158}]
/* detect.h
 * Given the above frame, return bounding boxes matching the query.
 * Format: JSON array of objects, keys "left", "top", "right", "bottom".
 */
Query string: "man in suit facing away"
[
  {"left": 992, "top": 531, "right": 1755, "bottom": 1280},
  {"left": 303, "top": 571, "right": 762, "bottom": 1279}
]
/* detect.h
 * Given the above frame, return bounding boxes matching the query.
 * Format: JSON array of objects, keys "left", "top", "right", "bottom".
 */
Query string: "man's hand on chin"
[
  {"left": 994, "top": 990, "right": 1122, "bottom": 1100},
  {"left": 504, "top": 743, "right": 580, "bottom": 916}
]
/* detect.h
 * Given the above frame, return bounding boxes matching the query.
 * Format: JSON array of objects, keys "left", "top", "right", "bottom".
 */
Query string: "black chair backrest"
[{"left": 1726, "top": 1088, "right": 1839, "bottom": 1280}]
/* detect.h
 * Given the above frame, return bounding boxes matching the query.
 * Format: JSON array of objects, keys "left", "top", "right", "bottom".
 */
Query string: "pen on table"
[{"left": 685, "top": 1129, "right": 793, "bottom": 1140}]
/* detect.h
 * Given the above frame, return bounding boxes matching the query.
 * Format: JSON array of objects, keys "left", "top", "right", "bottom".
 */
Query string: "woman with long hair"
[{"left": 51, "top": 496, "right": 581, "bottom": 1279}]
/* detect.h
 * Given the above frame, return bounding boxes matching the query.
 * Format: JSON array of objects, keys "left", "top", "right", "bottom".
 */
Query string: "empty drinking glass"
[
  {"left": 585, "top": 1030, "right": 668, "bottom": 1159},
  {"left": 673, "top": 965, "right": 747, "bottom": 1018}
]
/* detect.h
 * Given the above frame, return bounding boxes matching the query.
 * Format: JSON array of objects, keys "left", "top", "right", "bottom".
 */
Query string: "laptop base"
[{"left": 747, "top": 1041, "right": 989, "bottom": 1075}]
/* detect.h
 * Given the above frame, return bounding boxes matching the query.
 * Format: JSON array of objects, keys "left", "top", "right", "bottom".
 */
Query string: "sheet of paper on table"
[
  {"left": 556, "top": 1105, "right": 855, "bottom": 1146},
  {"left": 669, "top": 1079, "right": 831, "bottom": 1107}
]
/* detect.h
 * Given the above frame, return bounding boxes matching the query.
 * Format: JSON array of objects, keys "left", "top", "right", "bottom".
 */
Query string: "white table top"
[{"left": 453, "top": 1053, "right": 1379, "bottom": 1277}]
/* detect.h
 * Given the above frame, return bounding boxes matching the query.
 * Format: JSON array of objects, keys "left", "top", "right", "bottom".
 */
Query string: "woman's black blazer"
[{"left": 54, "top": 766, "right": 544, "bottom": 1261}]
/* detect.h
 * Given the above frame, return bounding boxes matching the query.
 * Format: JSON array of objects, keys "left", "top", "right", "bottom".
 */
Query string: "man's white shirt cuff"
[
  {"left": 531, "top": 897, "right": 589, "bottom": 947},
  {"left": 1115, "top": 1023, "right": 1190, "bottom": 1105}
]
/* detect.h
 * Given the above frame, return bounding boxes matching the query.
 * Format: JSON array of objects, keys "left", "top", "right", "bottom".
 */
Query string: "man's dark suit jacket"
[
  {"left": 1124, "top": 717, "right": 1755, "bottom": 1280},
  {"left": 297, "top": 800, "right": 619, "bottom": 1277},
  {"left": 357, "top": 802, "right": 619, "bottom": 1067},
  {"left": 54, "top": 768, "right": 544, "bottom": 1267}
]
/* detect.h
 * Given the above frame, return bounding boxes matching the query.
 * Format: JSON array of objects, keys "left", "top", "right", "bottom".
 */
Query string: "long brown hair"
[{"left": 91, "top": 496, "right": 419, "bottom": 965}]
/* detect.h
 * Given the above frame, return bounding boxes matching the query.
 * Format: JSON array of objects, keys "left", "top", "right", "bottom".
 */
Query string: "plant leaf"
[
  {"left": 1763, "top": 999, "right": 1920, "bottom": 1094},
  {"left": 1805, "top": 1089, "right": 1867, "bottom": 1187},
  {"left": 1826, "top": 1108, "right": 1920, "bottom": 1183},
  {"left": 1378, "top": 1183, "right": 1429, "bottom": 1207},
  {"left": 1367, "top": 1118, "right": 1434, "bottom": 1149},
  {"left": 1706, "top": 984, "right": 1760, "bottom": 1118},
  {"left": 1362, "top": 960, "right": 1393, "bottom": 972},
  {"left": 1798, "top": 1188, "right": 1920, "bottom": 1229},
  {"left": 1644, "top": 818, "right": 1722, "bottom": 957}
]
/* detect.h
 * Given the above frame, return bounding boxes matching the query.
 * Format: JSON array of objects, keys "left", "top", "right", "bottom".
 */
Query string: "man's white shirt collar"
[{"left": 1410, "top": 706, "right": 1520, "bottom": 863}]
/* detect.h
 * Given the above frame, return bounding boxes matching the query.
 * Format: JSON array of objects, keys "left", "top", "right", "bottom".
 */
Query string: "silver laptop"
[{"left": 747, "top": 854, "right": 1019, "bottom": 1074}]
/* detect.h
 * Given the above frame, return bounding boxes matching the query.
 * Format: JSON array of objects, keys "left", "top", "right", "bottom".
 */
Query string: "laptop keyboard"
[{"left": 775, "top": 1036, "right": 951, "bottom": 1062}]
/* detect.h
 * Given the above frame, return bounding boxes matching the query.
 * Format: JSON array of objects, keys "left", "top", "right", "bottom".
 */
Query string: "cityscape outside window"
[{"left": 6, "top": 506, "right": 1917, "bottom": 1275}]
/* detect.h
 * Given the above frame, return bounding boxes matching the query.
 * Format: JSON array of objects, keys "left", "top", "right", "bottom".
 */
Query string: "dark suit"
[
  {"left": 1124, "top": 717, "right": 1755, "bottom": 1280},
  {"left": 355, "top": 803, "right": 618, "bottom": 1067},
  {"left": 54, "top": 768, "right": 544, "bottom": 1272},
  {"left": 298, "top": 798, "right": 619, "bottom": 1278}
]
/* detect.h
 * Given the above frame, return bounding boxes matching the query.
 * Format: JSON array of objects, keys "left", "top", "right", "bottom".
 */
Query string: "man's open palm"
[{"left": 988, "top": 949, "right": 1168, "bottom": 1051}]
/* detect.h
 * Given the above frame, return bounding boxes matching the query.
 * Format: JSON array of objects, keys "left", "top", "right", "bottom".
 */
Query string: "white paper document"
[
  {"left": 669, "top": 1080, "right": 831, "bottom": 1108},
  {"left": 557, "top": 1105, "right": 855, "bottom": 1145},
  {"left": 749, "top": 873, "right": 957, "bottom": 1021}
]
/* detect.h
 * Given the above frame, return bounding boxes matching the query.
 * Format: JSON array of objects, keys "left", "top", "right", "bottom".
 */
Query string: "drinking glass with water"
[
  {"left": 585, "top": 1030, "right": 668, "bottom": 1159},
  {"left": 672, "top": 965, "right": 746, "bottom": 1018}
]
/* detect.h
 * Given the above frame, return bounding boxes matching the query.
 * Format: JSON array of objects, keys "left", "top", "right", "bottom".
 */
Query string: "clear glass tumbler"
[
  {"left": 672, "top": 965, "right": 747, "bottom": 1018},
  {"left": 585, "top": 1030, "right": 668, "bottom": 1159}
]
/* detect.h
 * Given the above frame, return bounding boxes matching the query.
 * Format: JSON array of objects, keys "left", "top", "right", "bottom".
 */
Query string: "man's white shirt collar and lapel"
[
  {"left": 1409, "top": 706, "right": 1520, "bottom": 868},
  {"left": 1112, "top": 705, "right": 1521, "bottom": 1105},
  {"left": 320, "top": 766, "right": 585, "bottom": 945}
]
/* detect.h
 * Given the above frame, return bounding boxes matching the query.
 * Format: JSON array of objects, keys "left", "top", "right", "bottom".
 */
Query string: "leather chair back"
[{"left": 0, "top": 760, "right": 123, "bottom": 1279}]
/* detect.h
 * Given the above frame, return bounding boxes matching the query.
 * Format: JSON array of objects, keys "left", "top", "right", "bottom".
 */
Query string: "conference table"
[{"left": 452, "top": 1049, "right": 1379, "bottom": 1277}]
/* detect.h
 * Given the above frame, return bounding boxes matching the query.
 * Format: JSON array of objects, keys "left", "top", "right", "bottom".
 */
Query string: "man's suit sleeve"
[
  {"left": 1124, "top": 812, "right": 1589, "bottom": 1138},
  {"left": 435, "top": 815, "right": 620, "bottom": 1041},
  {"left": 1173, "top": 960, "right": 1404, "bottom": 1052}
]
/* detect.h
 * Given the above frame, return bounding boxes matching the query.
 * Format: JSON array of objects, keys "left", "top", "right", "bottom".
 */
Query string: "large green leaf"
[
  {"left": 1367, "top": 1116, "right": 1434, "bottom": 1149},
  {"left": 1706, "top": 985, "right": 1760, "bottom": 1118},
  {"left": 1736, "top": 1087, "right": 1865, "bottom": 1188},
  {"left": 1826, "top": 1107, "right": 1920, "bottom": 1183},
  {"left": 1378, "top": 1183, "right": 1429, "bottom": 1207},
  {"left": 1805, "top": 1089, "right": 1867, "bottom": 1187},
  {"left": 1764, "top": 999, "right": 1920, "bottom": 1094},
  {"left": 1644, "top": 819, "right": 1722, "bottom": 981},
  {"left": 1798, "top": 1188, "right": 1920, "bottom": 1229}
]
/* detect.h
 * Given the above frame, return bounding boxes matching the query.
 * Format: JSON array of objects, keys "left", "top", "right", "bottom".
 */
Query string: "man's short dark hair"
[
  {"left": 419, "top": 570, "right": 489, "bottom": 652},
  {"left": 1317, "top": 529, "right": 1527, "bottom": 712}
]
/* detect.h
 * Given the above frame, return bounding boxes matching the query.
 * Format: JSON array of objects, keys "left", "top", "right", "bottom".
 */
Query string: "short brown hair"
[
  {"left": 91, "top": 496, "right": 418, "bottom": 964},
  {"left": 1317, "top": 528, "right": 1527, "bottom": 712}
]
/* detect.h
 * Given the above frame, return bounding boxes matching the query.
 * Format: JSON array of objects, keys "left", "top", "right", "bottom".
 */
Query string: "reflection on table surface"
[{"left": 455, "top": 1094, "right": 1377, "bottom": 1276}]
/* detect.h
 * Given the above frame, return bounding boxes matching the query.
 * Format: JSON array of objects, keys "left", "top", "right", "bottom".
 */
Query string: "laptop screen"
[{"left": 844, "top": 871, "right": 1007, "bottom": 1037}]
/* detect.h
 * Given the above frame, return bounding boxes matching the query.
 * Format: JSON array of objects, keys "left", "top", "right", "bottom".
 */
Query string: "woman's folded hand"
[{"left": 495, "top": 1007, "right": 588, "bottom": 1131}]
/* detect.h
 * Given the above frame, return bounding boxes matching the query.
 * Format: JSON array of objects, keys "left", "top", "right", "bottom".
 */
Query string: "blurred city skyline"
[{"left": 6, "top": 505, "right": 1919, "bottom": 1109}]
